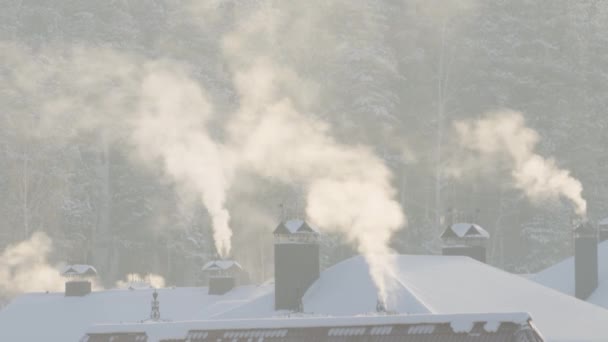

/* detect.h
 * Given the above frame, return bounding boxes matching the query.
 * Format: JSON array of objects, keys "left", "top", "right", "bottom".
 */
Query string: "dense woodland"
[{"left": 1, "top": 0, "right": 607, "bottom": 288}]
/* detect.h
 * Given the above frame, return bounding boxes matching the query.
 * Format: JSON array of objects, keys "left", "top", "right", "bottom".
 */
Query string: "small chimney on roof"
[
  {"left": 575, "top": 222, "right": 599, "bottom": 300},
  {"left": 441, "top": 223, "right": 489, "bottom": 263},
  {"left": 274, "top": 219, "right": 320, "bottom": 311},
  {"left": 202, "top": 260, "right": 243, "bottom": 295},
  {"left": 62, "top": 264, "right": 97, "bottom": 297}
]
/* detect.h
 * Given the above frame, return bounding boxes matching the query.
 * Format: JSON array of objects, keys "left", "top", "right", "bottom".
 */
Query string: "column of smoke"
[
  {"left": 1, "top": 1, "right": 408, "bottom": 301},
  {"left": 452, "top": 110, "right": 587, "bottom": 218},
  {"left": 129, "top": 64, "right": 235, "bottom": 257},
  {"left": 0, "top": 232, "right": 64, "bottom": 299},
  {"left": 223, "top": 12, "right": 405, "bottom": 303},
  {"left": 3, "top": 43, "right": 236, "bottom": 259}
]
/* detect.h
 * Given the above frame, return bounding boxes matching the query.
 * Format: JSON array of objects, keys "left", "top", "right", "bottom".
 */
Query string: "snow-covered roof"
[
  {"left": 85, "top": 312, "right": 535, "bottom": 342},
  {"left": 442, "top": 223, "right": 490, "bottom": 239},
  {"left": 300, "top": 255, "right": 608, "bottom": 342},
  {"left": 532, "top": 240, "right": 608, "bottom": 309},
  {"left": 2, "top": 254, "right": 608, "bottom": 341},
  {"left": 274, "top": 219, "right": 319, "bottom": 235},
  {"left": 202, "top": 260, "right": 243, "bottom": 272},
  {"left": 62, "top": 264, "right": 98, "bottom": 277},
  {"left": 0, "top": 285, "right": 273, "bottom": 342}
]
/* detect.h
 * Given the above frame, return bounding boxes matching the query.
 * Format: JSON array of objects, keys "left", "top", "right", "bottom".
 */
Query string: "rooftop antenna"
[{"left": 150, "top": 290, "right": 160, "bottom": 321}]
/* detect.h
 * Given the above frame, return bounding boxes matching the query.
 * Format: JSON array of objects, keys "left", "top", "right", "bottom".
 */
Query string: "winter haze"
[{"left": 0, "top": 0, "right": 605, "bottom": 304}]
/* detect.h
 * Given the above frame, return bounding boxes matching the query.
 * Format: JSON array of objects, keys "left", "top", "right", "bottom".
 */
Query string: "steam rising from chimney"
[
  {"left": 224, "top": 12, "right": 405, "bottom": 302},
  {"left": 452, "top": 110, "right": 587, "bottom": 218},
  {"left": 131, "top": 66, "right": 234, "bottom": 257},
  {"left": 0, "top": 232, "right": 64, "bottom": 299},
  {"left": 1, "top": 2, "right": 408, "bottom": 300},
  {"left": 230, "top": 67, "right": 405, "bottom": 301}
]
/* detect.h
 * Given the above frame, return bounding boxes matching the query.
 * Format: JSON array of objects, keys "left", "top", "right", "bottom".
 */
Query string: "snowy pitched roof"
[
  {"left": 300, "top": 255, "right": 608, "bottom": 342},
  {"left": 130, "top": 256, "right": 608, "bottom": 341},
  {"left": 85, "top": 312, "right": 539, "bottom": 342},
  {"left": 0, "top": 285, "right": 273, "bottom": 342},
  {"left": 2, "top": 254, "right": 608, "bottom": 341},
  {"left": 62, "top": 264, "right": 98, "bottom": 277},
  {"left": 532, "top": 240, "right": 608, "bottom": 309},
  {"left": 202, "top": 260, "right": 243, "bottom": 272},
  {"left": 274, "top": 219, "right": 319, "bottom": 235},
  {"left": 441, "top": 223, "right": 490, "bottom": 240}
]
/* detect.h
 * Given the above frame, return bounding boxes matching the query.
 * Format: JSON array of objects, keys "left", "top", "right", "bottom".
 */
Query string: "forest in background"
[{"left": 1, "top": 0, "right": 607, "bottom": 288}]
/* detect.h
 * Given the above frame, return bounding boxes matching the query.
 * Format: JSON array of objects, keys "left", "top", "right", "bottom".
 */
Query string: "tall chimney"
[
  {"left": 202, "top": 260, "right": 242, "bottom": 295},
  {"left": 273, "top": 219, "right": 320, "bottom": 311},
  {"left": 574, "top": 222, "right": 599, "bottom": 300},
  {"left": 441, "top": 223, "right": 489, "bottom": 263}
]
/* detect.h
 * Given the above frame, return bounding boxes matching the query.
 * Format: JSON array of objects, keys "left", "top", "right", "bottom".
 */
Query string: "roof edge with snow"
[{"left": 85, "top": 312, "right": 536, "bottom": 342}]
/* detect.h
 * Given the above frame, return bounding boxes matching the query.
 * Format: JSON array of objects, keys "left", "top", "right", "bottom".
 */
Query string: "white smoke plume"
[
  {"left": 224, "top": 11, "right": 406, "bottom": 303},
  {"left": 2, "top": 42, "right": 236, "bottom": 258},
  {"left": 130, "top": 64, "right": 235, "bottom": 257},
  {"left": 2, "top": 1, "right": 408, "bottom": 301},
  {"left": 0, "top": 232, "right": 64, "bottom": 299},
  {"left": 452, "top": 110, "right": 587, "bottom": 218}
]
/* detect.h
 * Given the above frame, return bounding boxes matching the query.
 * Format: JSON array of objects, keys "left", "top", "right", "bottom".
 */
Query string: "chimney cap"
[
  {"left": 441, "top": 223, "right": 489, "bottom": 240},
  {"left": 202, "top": 260, "right": 243, "bottom": 273},
  {"left": 62, "top": 264, "right": 98, "bottom": 277},
  {"left": 274, "top": 219, "right": 320, "bottom": 235}
]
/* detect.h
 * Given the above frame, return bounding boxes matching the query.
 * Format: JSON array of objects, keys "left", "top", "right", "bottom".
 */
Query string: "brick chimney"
[
  {"left": 441, "top": 223, "right": 489, "bottom": 263},
  {"left": 273, "top": 219, "right": 320, "bottom": 311},
  {"left": 574, "top": 222, "right": 599, "bottom": 300}
]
